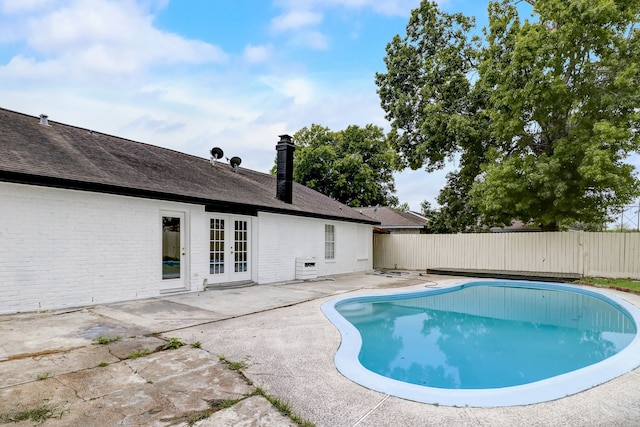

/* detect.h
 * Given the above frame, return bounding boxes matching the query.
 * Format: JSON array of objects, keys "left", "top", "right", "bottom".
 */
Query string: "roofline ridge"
[{"left": 0, "top": 106, "right": 216, "bottom": 165}]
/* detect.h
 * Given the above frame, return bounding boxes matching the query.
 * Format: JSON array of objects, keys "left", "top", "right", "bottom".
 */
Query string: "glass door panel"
[
  {"left": 162, "top": 216, "right": 181, "bottom": 279},
  {"left": 234, "top": 220, "right": 248, "bottom": 273},
  {"left": 210, "top": 218, "right": 225, "bottom": 275}
]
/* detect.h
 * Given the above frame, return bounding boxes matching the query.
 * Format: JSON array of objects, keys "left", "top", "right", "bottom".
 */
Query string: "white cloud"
[
  {"left": 320, "top": 0, "right": 421, "bottom": 16},
  {"left": 0, "top": 0, "right": 58, "bottom": 14},
  {"left": 267, "top": 0, "right": 419, "bottom": 51},
  {"left": 0, "top": 55, "right": 62, "bottom": 78},
  {"left": 273, "top": 0, "right": 421, "bottom": 18},
  {"left": 260, "top": 75, "right": 316, "bottom": 105},
  {"left": 269, "top": 10, "right": 323, "bottom": 33},
  {"left": 242, "top": 44, "right": 272, "bottom": 64},
  {"left": 370, "top": 0, "right": 423, "bottom": 16},
  {"left": 292, "top": 30, "right": 329, "bottom": 50},
  {"left": 0, "top": 0, "right": 226, "bottom": 80}
]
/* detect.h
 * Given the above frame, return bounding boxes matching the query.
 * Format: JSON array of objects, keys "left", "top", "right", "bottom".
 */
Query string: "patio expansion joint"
[
  {"left": 351, "top": 394, "right": 390, "bottom": 427},
  {"left": 156, "top": 296, "right": 330, "bottom": 335}
]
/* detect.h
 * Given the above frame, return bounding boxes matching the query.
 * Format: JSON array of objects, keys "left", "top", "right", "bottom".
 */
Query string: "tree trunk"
[{"left": 540, "top": 222, "right": 559, "bottom": 232}]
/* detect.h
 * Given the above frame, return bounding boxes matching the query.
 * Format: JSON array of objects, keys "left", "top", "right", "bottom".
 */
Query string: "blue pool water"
[{"left": 322, "top": 281, "right": 640, "bottom": 407}]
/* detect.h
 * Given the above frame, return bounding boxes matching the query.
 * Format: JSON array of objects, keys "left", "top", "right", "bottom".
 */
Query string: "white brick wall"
[
  {"left": 0, "top": 182, "right": 373, "bottom": 314},
  {"left": 256, "top": 212, "right": 373, "bottom": 284},
  {"left": 189, "top": 209, "right": 209, "bottom": 291},
  {"left": 0, "top": 182, "right": 206, "bottom": 314}
]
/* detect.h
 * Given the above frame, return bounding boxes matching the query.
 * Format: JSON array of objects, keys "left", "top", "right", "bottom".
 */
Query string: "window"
[
  {"left": 210, "top": 218, "right": 225, "bottom": 274},
  {"left": 325, "top": 224, "right": 335, "bottom": 260},
  {"left": 234, "top": 220, "right": 248, "bottom": 272}
]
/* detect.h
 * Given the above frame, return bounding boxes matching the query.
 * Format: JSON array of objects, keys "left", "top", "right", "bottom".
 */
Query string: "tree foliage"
[
  {"left": 377, "top": 0, "right": 640, "bottom": 232},
  {"left": 284, "top": 124, "right": 399, "bottom": 207},
  {"left": 421, "top": 169, "right": 485, "bottom": 233}
]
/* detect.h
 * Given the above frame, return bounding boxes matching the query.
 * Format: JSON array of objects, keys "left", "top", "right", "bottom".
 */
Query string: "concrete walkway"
[{"left": 1, "top": 272, "right": 640, "bottom": 426}]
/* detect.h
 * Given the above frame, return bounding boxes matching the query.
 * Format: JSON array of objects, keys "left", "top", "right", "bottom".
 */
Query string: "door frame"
[
  {"left": 160, "top": 210, "right": 189, "bottom": 292},
  {"left": 207, "top": 213, "right": 252, "bottom": 285}
]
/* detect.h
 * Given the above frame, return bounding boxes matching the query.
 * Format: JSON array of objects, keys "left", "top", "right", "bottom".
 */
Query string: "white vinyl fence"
[{"left": 373, "top": 232, "right": 640, "bottom": 279}]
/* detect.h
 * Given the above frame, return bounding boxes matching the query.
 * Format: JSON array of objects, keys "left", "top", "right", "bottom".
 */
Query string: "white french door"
[
  {"left": 161, "top": 211, "right": 188, "bottom": 291},
  {"left": 208, "top": 215, "right": 251, "bottom": 284}
]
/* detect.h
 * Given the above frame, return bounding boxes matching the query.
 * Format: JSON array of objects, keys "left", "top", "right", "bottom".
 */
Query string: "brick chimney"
[{"left": 276, "top": 134, "right": 295, "bottom": 204}]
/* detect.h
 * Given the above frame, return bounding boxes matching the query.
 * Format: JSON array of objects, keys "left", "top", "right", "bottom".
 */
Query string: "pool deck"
[{"left": 1, "top": 272, "right": 640, "bottom": 426}]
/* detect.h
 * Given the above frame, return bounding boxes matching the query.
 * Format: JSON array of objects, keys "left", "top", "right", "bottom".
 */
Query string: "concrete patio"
[{"left": 1, "top": 271, "right": 640, "bottom": 426}]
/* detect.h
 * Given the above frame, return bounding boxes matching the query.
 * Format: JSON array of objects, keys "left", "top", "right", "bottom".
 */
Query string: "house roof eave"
[{"left": 1, "top": 170, "right": 380, "bottom": 225}]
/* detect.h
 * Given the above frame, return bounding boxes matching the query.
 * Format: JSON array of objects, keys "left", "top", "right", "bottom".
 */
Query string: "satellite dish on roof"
[
  {"left": 210, "top": 147, "right": 224, "bottom": 164},
  {"left": 229, "top": 156, "right": 242, "bottom": 172}
]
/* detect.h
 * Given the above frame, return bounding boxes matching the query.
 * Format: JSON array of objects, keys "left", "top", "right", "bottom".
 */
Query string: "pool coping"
[{"left": 321, "top": 280, "right": 640, "bottom": 408}]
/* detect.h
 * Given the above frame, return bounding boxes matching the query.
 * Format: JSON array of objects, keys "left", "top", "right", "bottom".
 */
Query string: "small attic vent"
[
  {"left": 39, "top": 114, "right": 50, "bottom": 126},
  {"left": 229, "top": 156, "right": 241, "bottom": 173},
  {"left": 210, "top": 147, "right": 224, "bottom": 164}
]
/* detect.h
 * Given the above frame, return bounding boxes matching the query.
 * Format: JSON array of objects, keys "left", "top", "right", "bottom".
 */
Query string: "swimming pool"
[{"left": 321, "top": 281, "right": 640, "bottom": 407}]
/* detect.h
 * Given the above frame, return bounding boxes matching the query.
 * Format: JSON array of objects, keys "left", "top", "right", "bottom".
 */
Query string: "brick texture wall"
[
  {"left": 0, "top": 182, "right": 373, "bottom": 314},
  {"left": 256, "top": 212, "right": 372, "bottom": 283},
  {"left": 0, "top": 182, "right": 207, "bottom": 314}
]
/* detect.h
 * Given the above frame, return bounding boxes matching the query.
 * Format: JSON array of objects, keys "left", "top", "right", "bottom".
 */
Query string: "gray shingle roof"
[
  {"left": 0, "top": 108, "right": 377, "bottom": 224},
  {"left": 360, "top": 206, "right": 427, "bottom": 228}
]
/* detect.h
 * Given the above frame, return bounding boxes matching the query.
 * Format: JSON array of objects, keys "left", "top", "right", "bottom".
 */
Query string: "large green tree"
[
  {"left": 284, "top": 124, "right": 399, "bottom": 207},
  {"left": 376, "top": 0, "right": 640, "bottom": 231}
]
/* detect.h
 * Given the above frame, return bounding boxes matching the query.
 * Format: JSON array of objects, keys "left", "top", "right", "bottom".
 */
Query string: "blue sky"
[{"left": 0, "top": 0, "right": 637, "bottom": 215}]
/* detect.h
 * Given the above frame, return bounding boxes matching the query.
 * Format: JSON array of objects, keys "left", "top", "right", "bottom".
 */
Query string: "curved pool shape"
[{"left": 321, "top": 281, "right": 640, "bottom": 407}]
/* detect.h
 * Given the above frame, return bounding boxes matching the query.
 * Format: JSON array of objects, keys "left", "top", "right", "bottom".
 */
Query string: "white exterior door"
[
  {"left": 161, "top": 211, "right": 188, "bottom": 291},
  {"left": 208, "top": 215, "right": 251, "bottom": 284}
]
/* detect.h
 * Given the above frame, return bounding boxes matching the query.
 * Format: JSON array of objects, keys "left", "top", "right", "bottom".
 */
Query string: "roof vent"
[
  {"left": 39, "top": 114, "right": 50, "bottom": 126},
  {"left": 210, "top": 147, "right": 224, "bottom": 164},
  {"left": 229, "top": 156, "right": 241, "bottom": 173}
]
